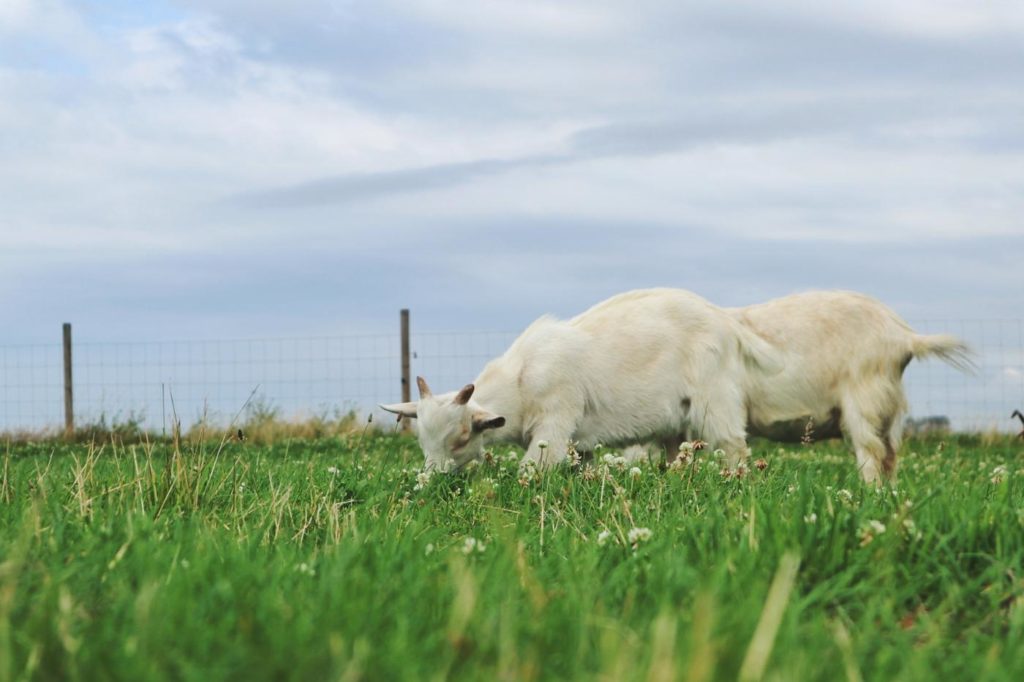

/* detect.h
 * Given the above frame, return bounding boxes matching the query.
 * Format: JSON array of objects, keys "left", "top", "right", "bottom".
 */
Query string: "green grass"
[{"left": 1, "top": 434, "right": 1022, "bottom": 681}]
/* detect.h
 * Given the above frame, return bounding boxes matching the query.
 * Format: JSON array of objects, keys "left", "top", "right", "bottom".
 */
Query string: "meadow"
[{"left": 1, "top": 430, "right": 1022, "bottom": 681}]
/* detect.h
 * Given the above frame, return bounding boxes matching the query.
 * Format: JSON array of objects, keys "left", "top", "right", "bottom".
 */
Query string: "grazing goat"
[{"left": 382, "top": 289, "right": 971, "bottom": 483}]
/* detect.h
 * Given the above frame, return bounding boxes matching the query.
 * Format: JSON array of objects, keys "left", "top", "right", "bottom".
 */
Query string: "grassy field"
[{"left": 1, "top": 432, "right": 1022, "bottom": 681}]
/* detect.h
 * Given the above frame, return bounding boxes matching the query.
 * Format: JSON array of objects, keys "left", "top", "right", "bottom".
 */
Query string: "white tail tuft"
[
  {"left": 911, "top": 334, "right": 975, "bottom": 373},
  {"left": 738, "top": 325, "right": 784, "bottom": 375}
]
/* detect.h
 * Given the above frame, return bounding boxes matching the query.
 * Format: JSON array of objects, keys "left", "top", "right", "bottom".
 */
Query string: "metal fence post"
[
  {"left": 400, "top": 309, "right": 411, "bottom": 431},
  {"left": 62, "top": 322, "right": 74, "bottom": 438}
]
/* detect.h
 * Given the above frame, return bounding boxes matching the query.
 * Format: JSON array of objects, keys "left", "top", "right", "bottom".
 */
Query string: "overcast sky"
[{"left": 2, "top": 0, "right": 1023, "bottom": 346}]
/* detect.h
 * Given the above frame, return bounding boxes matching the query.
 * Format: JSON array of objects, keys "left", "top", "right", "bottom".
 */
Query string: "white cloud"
[
  {"left": 0, "top": 0, "right": 101, "bottom": 59},
  {"left": 0, "top": 0, "right": 34, "bottom": 29},
  {"left": 403, "top": 0, "right": 622, "bottom": 38},
  {"left": 2, "top": 0, "right": 1024, "bottom": 345},
  {"left": 805, "top": 0, "right": 1024, "bottom": 39}
]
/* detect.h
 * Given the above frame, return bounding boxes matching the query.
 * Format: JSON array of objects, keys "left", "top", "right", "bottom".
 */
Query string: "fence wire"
[{"left": 1, "top": 321, "right": 1021, "bottom": 435}]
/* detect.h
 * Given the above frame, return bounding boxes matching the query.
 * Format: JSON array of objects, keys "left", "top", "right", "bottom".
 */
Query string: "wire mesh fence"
[
  {"left": 902, "top": 320, "right": 1023, "bottom": 433},
  {"left": 0, "top": 330, "right": 518, "bottom": 435},
  {"left": 1, "top": 320, "right": 1021, "bottom": 435}
]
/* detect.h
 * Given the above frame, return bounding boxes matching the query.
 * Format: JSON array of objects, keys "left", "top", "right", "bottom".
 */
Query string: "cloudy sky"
[{"left": 2, "top": 0, "right": 1023, "bottom": 346}]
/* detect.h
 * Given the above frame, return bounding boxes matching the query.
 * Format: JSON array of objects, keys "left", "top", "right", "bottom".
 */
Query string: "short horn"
[
  {"left": 380, "top": 402, "right": 417, "bottom": 419},
  {"left": 416, "top": 376, "right": 432, "bottom": 398},
  {"left": 454, "top": 383, "right": 475, "bottom": 405}
]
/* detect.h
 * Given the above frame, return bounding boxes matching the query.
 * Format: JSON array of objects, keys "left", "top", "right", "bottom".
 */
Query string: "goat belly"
[{"left": 749, "top": 408, "right": 843, "bottom": 442}]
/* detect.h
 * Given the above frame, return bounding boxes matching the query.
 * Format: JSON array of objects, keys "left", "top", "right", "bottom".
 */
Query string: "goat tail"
[
  {"left": 911, "top": 334, "right": 975, "bottom": 373},
  {"left": 736, "top": 324, "right": 785, "bottom": 375}
]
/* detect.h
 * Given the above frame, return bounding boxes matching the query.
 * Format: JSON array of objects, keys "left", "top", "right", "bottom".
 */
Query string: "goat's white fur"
[{"left": 381, "top": 289, "right": 971, "bottom": 483}]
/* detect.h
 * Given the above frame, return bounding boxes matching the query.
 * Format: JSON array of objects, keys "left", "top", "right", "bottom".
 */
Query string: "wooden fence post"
[
  {"left": 400, "top": 309, "right": 411, "bottom": 431},
  {"left": 63, "top": 322, "right": 74, "bottom": 438}
]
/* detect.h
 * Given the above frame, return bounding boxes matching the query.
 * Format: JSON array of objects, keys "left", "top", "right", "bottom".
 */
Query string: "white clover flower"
[
  {"left": 627, "top": 527, "right": 652, "bottom": 546},
  {"left": 602, "top": 453, "right": 617, "bottom": 465},
  {"left": 597, "top": 529, "right": 612, "bottom": 546},
  {"left": 629, "top": 467, "right": 642, "bottom": 479},
  {"left": 461, "top": 537, "right": 486, "bottom": 555},
  {"left": 566, "top": 440, "right": 582, "bottom": 466},
  {"left": 505, "top": 450, "right": 520, "bottom": 462},
  {"left": 991, "top": 465, "right": 1009, "bottom": 484},
  {"left": 668, "top": 457, "right": 688, "bottom": 471},
  {"left": 858, "top": 519, "right": 887, "bottom": 546},
  {"left": 295, "top": 562, "right": 316, "bottom": 577},
  {"left": 679, "top": 441, "right": 696, "bottom": 457},
  {"left": 413, "top": 470, "right": 433, "bottom": 491},
  {"left": 837, "top": 489, "right": 854, "bottom": 504},
  {"left": 537, "top": 440, "right": 549, "bottom": 450},
  {"left": 518, "top": 459, "right": 537, "bottom": 486},
  {"left": 327, "top": 466, "right": 340, "bottom": 475},
  {"left": 901, "top": 519, "right": 922, "bottom": 540},
  {"left": 804, "top": 513, "right": 818, "bottom": 524},
  {"left": 425, "top": 543, "right": 435, "bottom": 556}
]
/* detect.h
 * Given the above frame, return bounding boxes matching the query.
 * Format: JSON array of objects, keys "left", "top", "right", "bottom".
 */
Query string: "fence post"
[
  {"left": 400, "top": 309, "right": 411, "bottom": 431},
  {"left": 62, "top": 322, "right": 74, "bottom": 438}
]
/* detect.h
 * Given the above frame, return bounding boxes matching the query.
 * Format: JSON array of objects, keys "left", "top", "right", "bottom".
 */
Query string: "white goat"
[{"left": 382, "top": 289, "right": 971, "bottom": 483}]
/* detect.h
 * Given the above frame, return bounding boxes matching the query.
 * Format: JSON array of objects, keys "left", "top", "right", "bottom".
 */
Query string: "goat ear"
[
  {"left": 454, "top": 383, "right": 475, "bottom": 405},
  {"left": 380, "top": 402, "right": 418, "bottom": 419},
  {"left": 472, "top": 411, "right": 505, "bottom": 432},
  {"left": 416, "top": 376, "right": 432, "bottom": 398}
]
